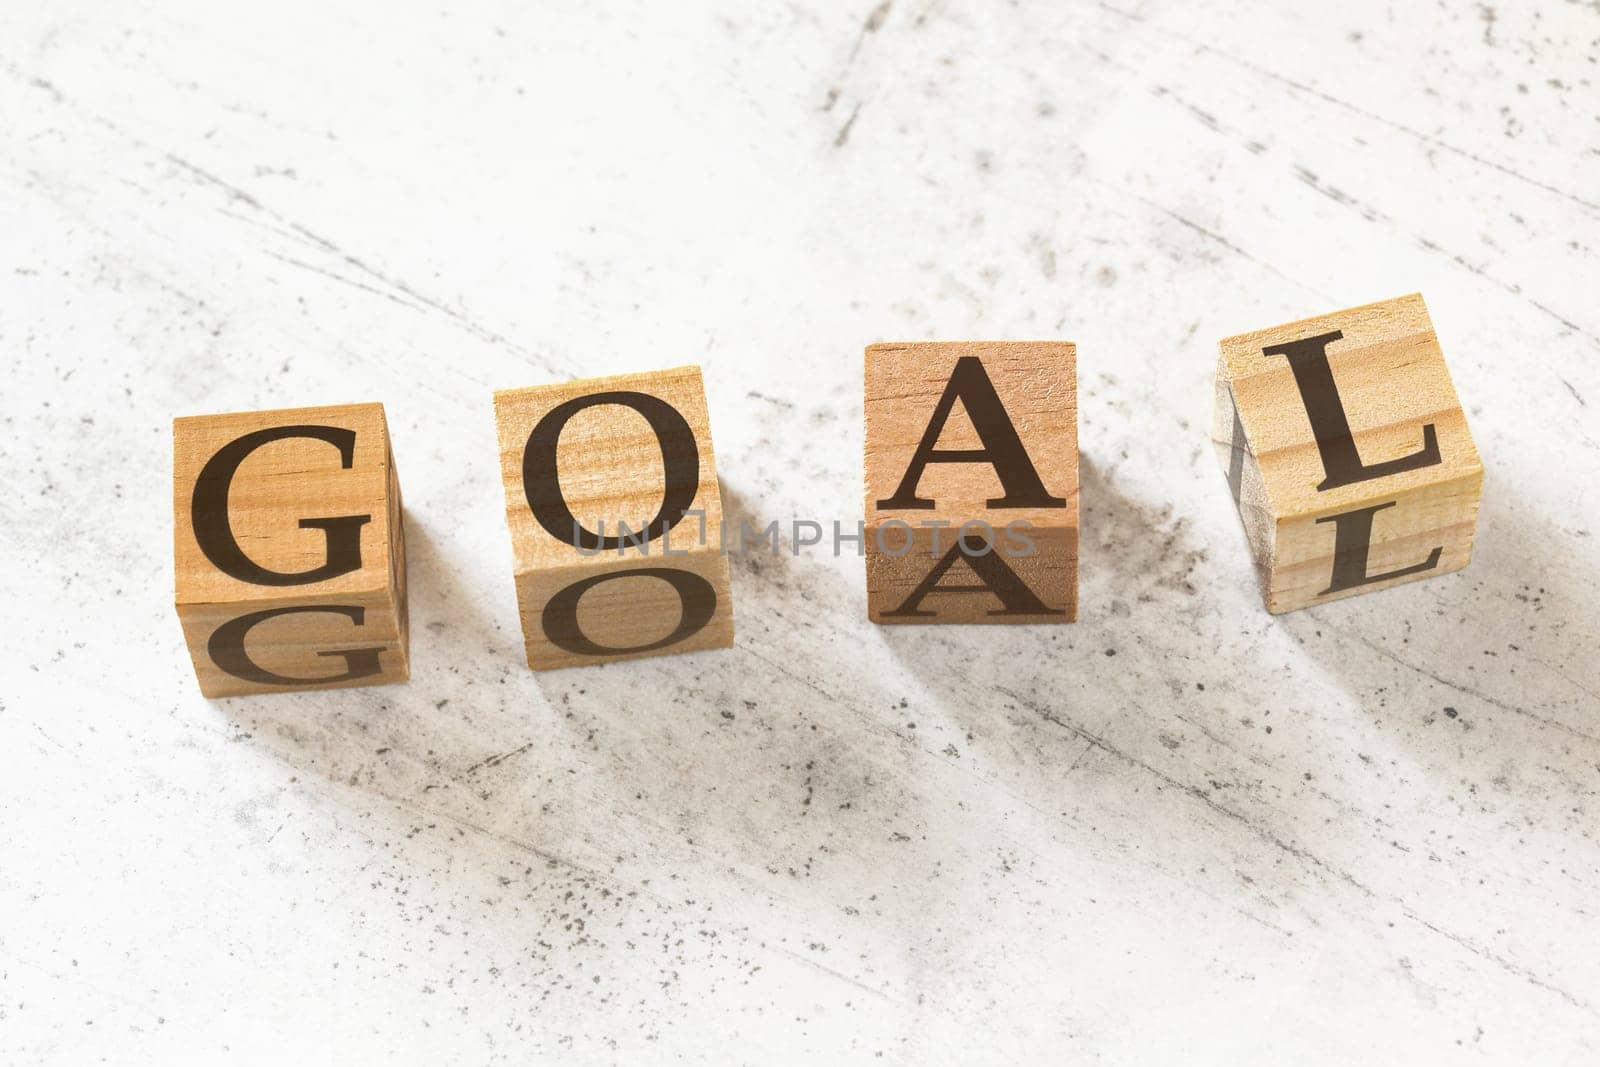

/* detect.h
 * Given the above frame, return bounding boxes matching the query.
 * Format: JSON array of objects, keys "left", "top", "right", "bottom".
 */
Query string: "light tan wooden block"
[
  {"left": 494, "top": 366, "right": 735, "bottom": 670},
  {"left": 173, "top": 403, "right": 409, "bottom": 697},
  {"left": 864, "top": 341, "right": 1078, "bottom": 624},
  {"left": 1213, "top": 293, "right": 1483, "bottom": 614}
]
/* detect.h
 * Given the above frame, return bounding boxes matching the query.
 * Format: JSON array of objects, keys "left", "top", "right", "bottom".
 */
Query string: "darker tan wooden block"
[
  {"left": 1213, "top": 293, "right": 1483, "bottom": 614},
  {"left": 173, "top": 403, "right": 409, "bottom": 697},
  {"left": 864, "top": 341, "right": 1078, "bottom": 624},
  {"left": 494, "top": 366, "right": 735, "bottom": 670}
]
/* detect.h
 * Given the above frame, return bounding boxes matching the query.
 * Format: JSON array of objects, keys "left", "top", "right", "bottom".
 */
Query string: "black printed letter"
[
  {"left": 1263, "top": 330, "right": 1440, "bottom": 491},
  {"left": 883, "top": 535, "right": 1064, "bottom": 618},
  {"left": 192, "top": 425, "right": 370, "bottom": 586},
  {"left": 877, "top": 357, "right": 1066, "bottom": 511},
  {"left": 540, "top": 568, "right": 717, "bottom": 656},
  {"left": 523, "top": 392, "right": 699, "bottom": 551},
  {"left": 1315, "top": 501, "right": 1442, "bottom": 595},
  {"left": 207, "top": 605, "right": 384, "bottom": 686}
]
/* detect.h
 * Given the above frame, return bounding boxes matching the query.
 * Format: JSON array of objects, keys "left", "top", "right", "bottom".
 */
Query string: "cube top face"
[
  {"left": 494, "top": 365, "right": 735, "bottom": 669},
  {"left": 1218, "top": 293, "right": 1482, "bottom": 521},
  {"left": 864, "top": 341, "right": 1078, "bottom": 625},
  {"left": 173, "top": 402, "right": 397, "bottom": 608},
  {"left": 864, "top": 341, "right": 1079, "bottom": 529},
  {"left": 494, "top": 365, "right": 725, "bottom": 575}
]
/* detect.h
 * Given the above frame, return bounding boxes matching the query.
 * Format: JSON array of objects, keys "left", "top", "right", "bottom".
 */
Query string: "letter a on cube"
[
  {"left": 1212, "top": 293, "right": 1483, "bottom": 613},
  {"left": 864, "top": 342, "right": 1079, "bottom": 624},
  {"left": 494, "top": 366, "right": 735, "bottom": 669},
  {"left": 173, "top": 403, "right": 409, "bottom": 697}
]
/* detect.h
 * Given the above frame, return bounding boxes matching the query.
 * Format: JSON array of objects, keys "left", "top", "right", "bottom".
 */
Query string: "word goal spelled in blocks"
[
  {"left": 173, "top": 403, "right": 409, "bottom": 697},
  {"left": 494, "top": 366, "right": 735, "bottom": 670},
  {"left": 1213, "top": 293, "right": 1483, "bottom": 614},
  {"left": 864, "top": 341, "right": 1079, "bottom": 624}
]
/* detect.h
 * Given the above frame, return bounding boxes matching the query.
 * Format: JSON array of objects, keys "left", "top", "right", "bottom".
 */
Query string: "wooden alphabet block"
[
  {"left": 494, "top": 366, "right": 735, "bottom": 670},
  {"left": 864, "top": 341, "right": 1078, "bottom": 624},
  {"left": 1213, "top": 293, "right": 1483, "bottom": 614},
  {"left": 173, "top": 403, "right": 409, "bottom": 697}
]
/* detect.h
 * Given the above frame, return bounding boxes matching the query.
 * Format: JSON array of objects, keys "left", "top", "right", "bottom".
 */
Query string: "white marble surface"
[{"left": 2, "top": 1, "right": 1598, "bottom": 1062}]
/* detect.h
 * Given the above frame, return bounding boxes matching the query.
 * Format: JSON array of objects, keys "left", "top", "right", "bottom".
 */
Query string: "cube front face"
[
  {"left": 173, "top": 403, "right": 409, "bottom": 697},
  {"left": 1214, "top": 294, "right": 1483, "bottom": 613},
  {"left": 864, "top": 342, "right": 1079, "bottom": 624},
  {"left": 494, "top": 366, "right": 735, "bottom": 670}
]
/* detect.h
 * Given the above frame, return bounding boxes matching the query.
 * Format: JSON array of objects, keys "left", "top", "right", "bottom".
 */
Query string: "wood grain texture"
[
  {"left": 1214, "top": 294, "right": 1483, "bottom": 612},
  {"left": 493, "top": 366, "right": 734, "bottom": 669},
  {"left": 864, "top": 341, "right": 1078, "bottom": 623},
  {"left": 173, "top": 402, "right": 408, "bottom": 696}
]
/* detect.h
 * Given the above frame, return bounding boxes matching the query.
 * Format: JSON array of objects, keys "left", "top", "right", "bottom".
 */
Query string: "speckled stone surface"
[{"left": 2, "top": 2, "right": 1597, "bottom": 1062}]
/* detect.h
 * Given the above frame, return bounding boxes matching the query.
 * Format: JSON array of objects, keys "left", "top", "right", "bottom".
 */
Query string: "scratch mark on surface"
[
  {"left": 1293, "top": 165, "right": 1381, "bottom": 222},
  {"left": 1000, "top": 685, "right": 1597, "bottom": 1013},
  {"left": 461, "top": 741, "right": 537, "bottom": 777},
  {"left": 1095, "top": 180, "right": 1335, "bottom": 301},
  {"left": 1402, "top": 905, "right": 1587, "bottom": 1010},
  {"left": 1478, "top": 3, "right": 1499, "bottom": 47},
  {"left": 833, "top": 101, "right": 863, "bottom": 148},
  {"left": 996, "top": 686, "right": 1375, "bottom": 896},
  {"left": 764, "top": 940, "right": 898, "bottom": 1003},
  {"left": 823, "top": 1, "right": 892, "bottom": 111},
  {"left": 1305, "top": 614, "right": 1600, "bottom": 747},
  {"left": 1406, "top": 245, "right": 1600, "bottom": 354},
  {"left": 1089, "top": 2, "right": 1600, "bottom": 217},
  {"left": 265, "top": 250, "right": 429, "bottom": 313},
  {"left": 0, "top": 57, "right": 559, "bottom": 373},
  {"left": 848, "top": 0, "right": 893, "bottom": 65}
]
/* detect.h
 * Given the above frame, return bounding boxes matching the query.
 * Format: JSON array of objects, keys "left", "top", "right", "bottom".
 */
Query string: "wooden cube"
[
  {"left": 494, "top": 366, "right": 735, "bottom": 670},
  {"left": 1213, "top": 293, "right": 1483, "bottom": 614},
  {"left": 173, "top": 403, "right": 409, "bottom": 697},
  {"left": 864, "top": 341, "right": 1078, "bottom": 624}
]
